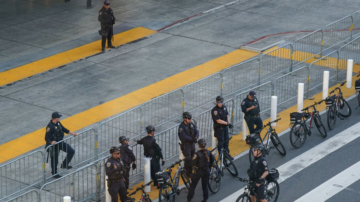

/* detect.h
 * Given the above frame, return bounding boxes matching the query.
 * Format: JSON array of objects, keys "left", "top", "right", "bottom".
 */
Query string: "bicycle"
[
  {"left": 235, "top": 177, "right": 279, "bottom": 202},
  {"left": 355, "top": 72, "right": 360, "bottom": 109},
  {"left": 128, "top": 181, "right": 152, "bottom": 202},
  {"left": 249, "top": 118, "right": 286, "bottom": 163},
  {"left": 326, "top": 80, "right": 352, "bottom": 130},
  {"left": 289, "top": 100, "right": 327, "bottom": 149},
  {"left": 158, "top": 158, "right": 190, "bottom": 202}
]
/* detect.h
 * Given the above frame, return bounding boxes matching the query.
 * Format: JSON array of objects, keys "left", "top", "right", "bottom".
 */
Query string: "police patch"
[
  {"left": 241, "top": 101, "right": 245, "bottom": 105},
  {"left": 263, "top": 161, "right": 267, "bottom": 166},
  {"left": 128, "top": 146, "right": 132, "bottom": 150},
  {"left": 192, "top": 154, "right": 197, "bottom": 160},
  {"left": 46, "top": 127, "right": 50, "bottom": 132},
  {"left": 179, "top": 128, "right": 183, "bottom": 133},
  {"left": 55, "top": 126, "right": 57, "bottom": 130},
  {"left": 214, "top": 111, "right": 218, "bottom": 115},
  {"left": 106, "top": 162, "right": 111, "bottom": 167}
]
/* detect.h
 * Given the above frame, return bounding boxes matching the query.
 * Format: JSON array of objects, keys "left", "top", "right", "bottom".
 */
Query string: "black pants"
[
  {"left": 123, "top": 164, "right": 130, "bottom": 190},
  {"left": 108, "top": 180, "right": 127, "bottom": 202},
  {"left": 187, "top": 170, "right": 210, "bottom": 200},
  {"left": 181, "top": 143, "right": 195, "bottom": 175},
  {"left": 50, "top": 142, "right": 75, "bottom": 175},
  {"left": 102, "top": 27, "right": 113, "bottom": 49},
  {"left": 245, "top": 116, "right": 263, "bottom": 134},
  {"left": 214, "top": 126, "right": 229, "bottom": 154},
  {"left": 150, "top": 157, "right": 161, "bottom": 185}
]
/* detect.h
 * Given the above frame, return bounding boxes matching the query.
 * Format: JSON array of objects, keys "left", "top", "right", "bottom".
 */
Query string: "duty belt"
[
  {"left": 108, "top": 179, "right": 123, "bottom": 183},
  {"left": 246, "top": 114, "right": 260, "bottom": 119}
]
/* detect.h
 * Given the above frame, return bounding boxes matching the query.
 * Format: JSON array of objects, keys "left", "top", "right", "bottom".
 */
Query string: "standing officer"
[
  {"left": 241, "top": 91, "right": 263, "bottom": 134},
  {"left": 187, "top": 139, "right": 215, "bottom": 202},
  {"left": 137, "top": 125, "right": 165, "bottom": 187},
  {"left": 98, "top": 0, "right": 116, "bottom": 52},
  {"left": 105, "top": 146, "right": 127, "bottom": 202},
  {"left": 247, "top": 144, "right": 269, "bottom": 202},
  {"left": 211, "top": 96, "right": 233, "bottom": 159},
  {"left": 119, "top": 136, "right": 136, "bottom": 192},
  {"left": 178, "top": 112, "right": 199, "bottom": 175},
  {"left": 45, "top": 112, "right": 78, "bottom": 179}
]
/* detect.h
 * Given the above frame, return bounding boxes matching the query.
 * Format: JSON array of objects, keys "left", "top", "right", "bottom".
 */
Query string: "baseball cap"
[
  {"left": 249, "top": 91, "right": 256, "bottom": 96},
  {"left": 104, "top": 0, "right": 110, "bottom": 5},
  {"left": 52, "top": 112, "right": 62, "bottom": 119}
]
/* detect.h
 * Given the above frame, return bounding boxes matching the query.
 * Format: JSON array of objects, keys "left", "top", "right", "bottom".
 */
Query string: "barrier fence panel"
[
  {"left": 322, "top": 15, "right": 353, "bottom": 49},
  {"left": 183, "top": 73, "right": 222, "bottom": 111},
  {"left": 44, "top": 128, "right": 97, "bottom": 179},
  {"left": 353, "top": 11, "right": 360, "bottom": 38},
  {"left": 40, "top": 164, "right": 98, "bottom": 202},
  {"left": 154, "top": 125, "right": 179, "bottom": 161},
  {"left": 0, "top": 150, "right": 44, "bottom": 201},
  {"left": 4, "top": 189, "right": 39, "bottom": 202},
  {"left": 338, "top": 35, "right": 360, "bottom": 71},
  {"left": 222, "top": 58, "right": 260, "bottom": 96},
  {"left": 260, "top": 44, "right": 294, "bottom": 81},
  {"left": 293, "top": 29, "right": 323, "bottom": 64}
]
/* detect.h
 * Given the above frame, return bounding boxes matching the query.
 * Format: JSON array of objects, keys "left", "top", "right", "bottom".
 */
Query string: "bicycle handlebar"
[
  {"left": 329, "top": 80, "right": 346, "bottom": 94},
  {"left": 263, "top": 118, "right": 281, "bottom": 127},
  {"left": 128, "top": 181, "right": 153, "bottom": 196}
]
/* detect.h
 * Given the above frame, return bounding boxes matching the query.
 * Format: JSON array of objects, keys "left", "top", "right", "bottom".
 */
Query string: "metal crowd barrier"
[
  {"left": 293, "top": 29, "right": 323, "bottom": 63},
  {"left": 338, "top": 35, "right": 360, "bottom": 68},
  {"left": 354, "top": 11, "right": 360, "bottom": 37},
  {"left": 4, "top": 189, "right": 39, "bottom": 202},
  {"left": 322, "top": 15, "right": 354, "bottom": 50}
]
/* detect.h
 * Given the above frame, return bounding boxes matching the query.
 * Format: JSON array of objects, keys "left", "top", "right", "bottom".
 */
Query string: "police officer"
[
  {"left": 137, "top": 125, "right": 165, "bottom": 187},
  {"left": 178, "top": 112, "right": 199, "bottom": 175},
  {"left": 211, "top": 96, "right": 233, "bottom": 159},
  {"left": 45, "top": 112, "right": 78, "bottom": 178},
  {"left": 119, "top": 136, "right": 136, "bottom": 192},
  {"left": 98, "top": 0, "right": 116, "bottom": 52},
  {"left": 241, "top": 91, "right": 263, "bottom": 134},
  {"left": 187, "top": 139, "right": 215, "bottom": 202},
  {"left": 247, "top": 144, "right": 269, "bottom": 202},
  {"left": 105, "top": 146, "right": 127, "bottom": 202}
]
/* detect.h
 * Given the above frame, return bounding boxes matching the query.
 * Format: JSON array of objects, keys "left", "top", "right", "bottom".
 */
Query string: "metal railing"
[
  {"left": 322, "top": 15, "right": 353, "bottom": 49},
  {"left": 4, "top": 189, "right": 39, "bottom": 202}
]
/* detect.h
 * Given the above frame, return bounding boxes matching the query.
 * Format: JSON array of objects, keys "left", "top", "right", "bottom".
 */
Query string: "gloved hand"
[
  {"left": 136, "top": 140, "right": 141, "bottom": 144},
  {"left": 132, "top": 163, "right": 136, "bottom": 170},
  {"left": 228, "top": 123, "right": 233, "bottom": 129},
  {"left": 192, "top": 137, "right": 198, "bottom": 143},
  {"left": 162, "top": 159, "right": 165, "bottom": 166}
]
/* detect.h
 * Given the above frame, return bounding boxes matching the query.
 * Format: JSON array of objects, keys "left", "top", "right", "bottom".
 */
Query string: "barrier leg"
[
  {"left": 347, "top": 59, "right": 353, "bottom": 89},
  {"left": 63, "top": 196, "right": 71, "bottom": 202},
  {"left": 212, "top": 128, "right": 217, "bottom": 156},
  {"left": 297, "top": 83, "right": 304, "bottom": 113},
  {"left": 105, "top": 175, "right": 111, "bottom": 202},
  {"left": 323, "top": 71, "right": 329, "bottom": 100},
  {"left": 242, "top": 114, "right": 248, "bottom": 141},
  {"left": 144, "top": 157, "right": 151, "bottom": 193},
  {"left": 271, "top": 96, "right": 277, "bottom": 127}
]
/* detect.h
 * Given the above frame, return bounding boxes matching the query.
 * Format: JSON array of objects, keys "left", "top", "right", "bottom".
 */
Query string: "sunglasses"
[
  {"left": 217, "top": 101, "right": 224, "bottom": 104},
  {"left": 114, "top": 152, "right": 120, "bottom": 155}
]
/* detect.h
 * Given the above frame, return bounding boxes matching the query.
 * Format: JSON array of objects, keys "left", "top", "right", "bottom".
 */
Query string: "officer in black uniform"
[
  {"left": 187, "top": 139, "right": 215, "bottom": 202},
  {"left": 211, "top": 96, "right": 233, "bottom": 159},
  {"left": 178, "top": 112, "right": 199, "bottom": 175},
  {"left": 98, "top": 0, "right": 116, "bottom": 52},
  {"left": 45, "top": 112, "right": 78, "bottom": 178},
  {"left": 241, "top": 91, "right": 263, "bottom": 134},
  {"left": 137, "top": 125, "right": 165, "bottom": 187},
  {"left": 119, "top": 136, "right": 136, "bottom": 191},
  {"left": 248, "top": 144, "right": 269, "bottom": 202},
  {"left": 105, "top": 146, "right": 127, "bottom": 202}
]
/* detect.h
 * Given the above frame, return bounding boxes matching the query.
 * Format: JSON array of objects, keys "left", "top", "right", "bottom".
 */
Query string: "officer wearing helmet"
[
  {"left": 241, "top": 91, "right": 263, "bottom": 134},
  {"left": 211, "top": 96, "right": 233, "bottom": 159},
  {"left": 137, "top": 125, "right": 165, "bottom": 187},
  {"left": 248, "top": 144, "right": 269, "bottom": 202},
  {"left": 119, "top": 136, "right": 136, "bottom": 192},
  {"left": 105, "top": 146, "right": 127, "bottom": 202},
  {"left": 187, "top": 139, "right": 214, "bottom": 202},
  {"left": 178, "top": 112, "right": 199, "bottom": 175}
]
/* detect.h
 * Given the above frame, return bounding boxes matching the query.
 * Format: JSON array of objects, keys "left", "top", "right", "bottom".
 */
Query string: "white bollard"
[
  {"left": 346, "top": 59, "right": 353, "bottom": 89},
  {"left": 271, "top": 96, "right": 277, "bottom": 127},
  {"left": 297, "top": 83, "right": 304, "bottom": 112},
  {"left": 322, "top": 71, "right": 329, "bottom": 100},
  {"left": 144, "top": 157, "right": 151, "bottom": 193},
  {"left": 63, "top": 196, "right": 71, "bottom": 202},
  {"left": 105, "top": 175, "right": 111, "bottom": 202},
  {"left": 242, "top": 113, "right": 248, "bottom": 141},
  {"left": 212, "top": 128, "right": 217, "bottom": 156}
]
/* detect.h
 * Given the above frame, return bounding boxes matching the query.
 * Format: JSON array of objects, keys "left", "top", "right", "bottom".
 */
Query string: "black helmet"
[
  {"left": 216, "top": 96, "right": 224, "bottom": 102},
  {"left": 197, "top": 139, "right": 207, "bottom": 148},
  {"left": 183, "top": 112, "right": 192, "bottom": 119},
  {"left": 145, "top": 125, "right": 155, "bottom": 134},
  {"left": 119, "top": 136, "right": 128, "bottom": 144},
  {"left": 110, "top": 146, "right": 120, "bottom": 154},
  {"left": 253, "top": 143, "right": 264, "bottom": 153}
]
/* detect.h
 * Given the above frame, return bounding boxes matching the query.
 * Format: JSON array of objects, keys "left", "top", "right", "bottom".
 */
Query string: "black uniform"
[
  {"left": 105, "top": 157, "right": 127, "bottom": 202},
  {"left": 241, "top": 97, "right": 263, "bottom": 134},
  {"left": 45, "top": 121, "right": 75, "bottom": 175},
  {"left": 178, "top": 121, "right": 199, "bottom": 175},
  {"left": 211, "top": 104, "right": 230, "bottom": 154},
  {"left": 248, "top": 156, "right": 269, "bottom": 200},
  {"left": 187, "top": 149, "right": 215, "bottom": 201},
  {"left": 137, "top": 136, "right": 163, "bottom": 185},
  {"left": 98, "top": 7, "right": 115, "bottom": 49},
  {"left": 120, "top": 143, "right": 136, "bottom": 190}
]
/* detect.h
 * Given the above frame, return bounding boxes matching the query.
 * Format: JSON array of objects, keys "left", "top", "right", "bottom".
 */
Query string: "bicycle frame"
[{"left": 168, "top": 163, "right": 183, "bottom": 190}]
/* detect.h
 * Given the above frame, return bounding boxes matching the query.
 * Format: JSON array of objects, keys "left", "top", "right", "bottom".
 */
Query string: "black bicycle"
[
  {"left": 128, "top": 181, "right": 152, "bottom": 202},
  {"left": 235, "top": 177, "right": 279, "bottom": 202},
  {"left": 289, "top": 101, "right": 327, "bottom": 148},
  {"left": 249, "top": 118, "right": 286, "bottom": 163}
]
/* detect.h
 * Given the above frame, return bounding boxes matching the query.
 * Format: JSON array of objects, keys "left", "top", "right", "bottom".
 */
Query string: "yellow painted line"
[
  {"left": 0, "top": 27, "right": 157, "bottom": 87},
  {"left": 0, "top": 49, "right": 259, "bottom": 163}
]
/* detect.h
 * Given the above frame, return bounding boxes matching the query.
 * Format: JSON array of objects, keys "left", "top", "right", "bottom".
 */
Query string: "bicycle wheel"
[
  {"left": 266, "top": 180, "right": 280, "bottom": 202},
  {"left": 314, "top": 115, "right": 327, "bottom": 138},
  {"left": 223, "top": 154, "right": 238, "bottom": 177},
  {"left": 270, "top": 133, "right": 286, "bottom": 156},
  {"left": 180, "top": 171, "right": 191, "bottom": 190},
  {"left": 338, "top": 98, "right": 352, "bottom": 117},
  {"left": 159, "top": 182, "right": 175, "bottom": 202},
  {"left": 235, "top": 194, "right": 252, "bottom": 202},
  {"left": 249, "top": 144, "right": 256, "bottom": 163},
  {"left": 208, "top": 166, "right": 221, "bottom": 194},
  {"left": 290, "top": 123, "right": 307, "bottom": 149},
  {"left": 145, "top": 196, "right": 152, "bottom": 202}
]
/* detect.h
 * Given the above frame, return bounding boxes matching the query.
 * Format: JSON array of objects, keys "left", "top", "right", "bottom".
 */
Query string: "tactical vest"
[
  {"left": 196, "top": 150, "right": 210, "bottom": 171},
  {"left": 142, "top": 137, "right": 155, "bottom": 158},
  {"left": 120, "top": 144, "right": 131, "bottom": 165}
]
